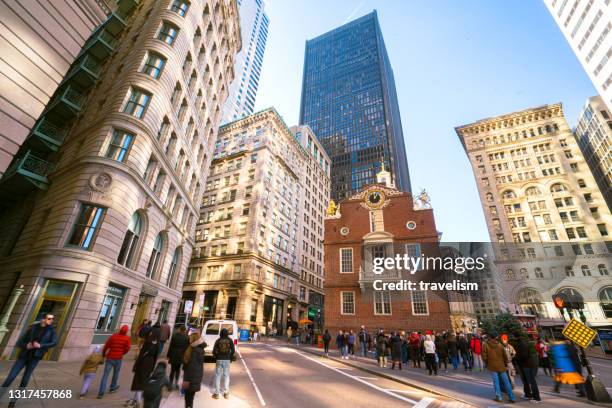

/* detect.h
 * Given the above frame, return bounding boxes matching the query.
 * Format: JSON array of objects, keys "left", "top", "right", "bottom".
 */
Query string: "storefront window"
[{"left": 96, "top": 284, "right": 126, "bottom": 333}]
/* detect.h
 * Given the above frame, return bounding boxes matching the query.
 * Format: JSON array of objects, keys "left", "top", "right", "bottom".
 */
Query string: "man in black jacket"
[
  {"left": 212, "top": 328, "right": 235, "bottom": 400},
  {"left": 515, "top": 336, "right": 541, "bottom": 402},
  {"left": 0, "top": 314, "right": 57, "bottom": 401},
  {"left": 358, "top": 326, "right": 369, "bottom": 357}
]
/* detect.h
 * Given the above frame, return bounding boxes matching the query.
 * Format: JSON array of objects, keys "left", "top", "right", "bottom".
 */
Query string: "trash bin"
[
  {"left": 239, "top": 329, "right": 250, "bottom": 342},
  {"left": 317, "top": 335, "right": 323, "bottom": 348}
]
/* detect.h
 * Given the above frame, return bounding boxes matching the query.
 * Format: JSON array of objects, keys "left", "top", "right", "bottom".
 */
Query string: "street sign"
[
  {"left": 562, "top": 318, "right": 597, "bottom": 349},
  {"left": 184, "top": 300, "right": 193, "bottom": 314}
]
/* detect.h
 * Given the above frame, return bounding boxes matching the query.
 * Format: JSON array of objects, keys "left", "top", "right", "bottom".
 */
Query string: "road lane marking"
[
  {"left": 237, "top": 348, "right": 266, "bottom": 406},
  {"left": 290, "top": 349, "right": 418, "bottom": 404},
  {"left": 355, "top": 376, "right": 379, "bottom": 380},
  {"left": 413, "top": 397, "right": 435, "bottom": 408},
  {"left": 385, "top": 389, "right": 425, "bottom": 394}
]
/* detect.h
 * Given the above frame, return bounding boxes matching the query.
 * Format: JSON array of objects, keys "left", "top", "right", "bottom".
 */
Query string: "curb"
[{"left": 294, "top": 345, "right": 476, "bottom": 407}]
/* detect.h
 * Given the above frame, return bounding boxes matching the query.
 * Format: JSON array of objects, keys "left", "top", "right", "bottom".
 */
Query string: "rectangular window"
[
  {"left": 340, "top": 248, "right": 353, "bottom": 273},
  {"left": 142, "top": 52, "right": 166, "bottom": 79},
  {"left": 158, "top": 21, "right": 179, "bottom": 45},
  {"left": 374, "top": 291, "right": 391, "bottom": 315},
  {"left": 411, "top": 290, "right": 429, "bottom": 315},
  {"left": 341, "top": 291, "right": 355, "bottom": 315},
  {"left": 105, "top": 130, "right": 134, "bottom": 162},
  {"left": 95, "top": 283, "right": 126, "bottom": 333},
  {"left": 123, "top": 88, "right": 151, "bottom": 119},
  {"left": 170, "top": 0, "right": 189, "bottom": 17},
  {"left": 67, "top": 204, "right": 105, "bottom": 250}
]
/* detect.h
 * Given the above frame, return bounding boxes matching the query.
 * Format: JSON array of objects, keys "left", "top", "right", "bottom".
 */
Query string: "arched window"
[
  {"left": 558, "top": 288, "right": 584, "bottom": 304},
  {"left": 520, "top": 268, "right": 528, "bottom": 279},
  {"left": 118, "top": 212, "right": 143, "bottom": 268},
  {"left": 146, "top": 233, "right": 165, "bottom": 279},
  {"left": 486, "top": 192, "right": 494, "bottom": 202},
  {"left": 502, "top": 190, "right": 516, "bottom": 199},
  {"left": 551, "top": 183, "right": 568, "bottom": 193},
  {"left": 516, "top": 287, "right": 546, "bottom": 316},
  {"left": 525, "top": 186, "right": 542, "bottom": 196},
  {"left": 598, "top": 264, "right": 609, "bottom": 276},
  {"left": 599, "top": 287, "right": 612, "bottom": 318},
  {"left": 166, "top": 247, "right": 181, "bottom": 287},
  {"left": 506, "top": 268, "right": 516, "bottom": 280}
]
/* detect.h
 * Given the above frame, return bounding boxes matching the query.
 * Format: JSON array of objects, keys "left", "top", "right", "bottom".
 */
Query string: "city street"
[{"left": 0, "top": 339, "right": 609, "bottom": 407}]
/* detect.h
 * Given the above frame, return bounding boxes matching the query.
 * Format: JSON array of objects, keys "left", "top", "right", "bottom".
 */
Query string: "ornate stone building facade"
[
  {"left": 0, "top": 0, "right": 241, "bottom": 361},
  {"left": 456, "top": 103, "right": 612, "bottom": 333},
  {"left": 0, "top": 0, "right": 109, "bottom": 177},
  {"left": 182, "top": 108, "right": 330, "bottom": 334}
]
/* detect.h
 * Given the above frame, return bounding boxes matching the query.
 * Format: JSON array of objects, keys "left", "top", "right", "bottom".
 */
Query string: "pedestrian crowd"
[
  {"left": 326, "top": 325, "right": 589, "bottom": 404},
  {"left": 0, "top": 316, "right": 235, "bottom": 408}
]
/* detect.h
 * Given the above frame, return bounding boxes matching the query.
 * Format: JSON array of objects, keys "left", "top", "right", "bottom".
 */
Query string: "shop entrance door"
[
  {"left": 131, "top": 294, "right": 152, "bottom": 341},
  {"left": 29, "top": 280, "right": 79, "bottom": 360}
]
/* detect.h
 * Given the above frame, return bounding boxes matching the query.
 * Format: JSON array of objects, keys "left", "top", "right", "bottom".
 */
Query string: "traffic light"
[
  {"left": 553, "top": 293, "right": 567, "bottom": 310},
  {"left": 553, "top": 292, "right": 584, "bottom": 311}
]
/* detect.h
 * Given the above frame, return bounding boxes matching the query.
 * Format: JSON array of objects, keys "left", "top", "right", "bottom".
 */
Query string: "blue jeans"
[
  {"left": 491, "top": 371, "right": 515, "bottom": 401},
  {"left": 98, "top": 359, "right": 122, "bottom": 395},
  {"left": 360, "top": 342, "right": 367, "bottom": 357},
  {"left": 214, "top": 360, "right": 230, "bottom": 395},
  {"left": 0, "top": 357, "right": 40, "bottom": 396},
  {"left": 450, "top": 355, "right": 459, "bottom": 369}
]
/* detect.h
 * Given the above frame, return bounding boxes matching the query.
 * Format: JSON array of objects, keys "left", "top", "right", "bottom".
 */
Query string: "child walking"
[
  {"left": 79, "top": 345, "right": 104, "bottom": 399},
  {"left": 143, "top": 362, "right": 171, "bottom": 408}
]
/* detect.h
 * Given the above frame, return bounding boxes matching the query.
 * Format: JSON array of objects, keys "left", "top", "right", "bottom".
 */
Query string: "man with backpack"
[{"left": 212, "top": 328, "right": 235, "bottom": 399}]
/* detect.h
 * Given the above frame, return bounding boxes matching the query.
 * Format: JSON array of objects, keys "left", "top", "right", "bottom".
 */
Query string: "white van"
[{"left": 202, "top": 320, "right": 239, "bottom": 354}]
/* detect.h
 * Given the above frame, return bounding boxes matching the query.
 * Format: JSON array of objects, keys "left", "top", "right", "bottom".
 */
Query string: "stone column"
[{"left": 0, "top": 285, "right": 25, "bottom": 346}]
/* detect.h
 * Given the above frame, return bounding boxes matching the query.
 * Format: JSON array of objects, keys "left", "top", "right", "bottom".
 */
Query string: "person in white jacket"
[{"left": 423, "top": 335, "right": 438, "bottom": 375}]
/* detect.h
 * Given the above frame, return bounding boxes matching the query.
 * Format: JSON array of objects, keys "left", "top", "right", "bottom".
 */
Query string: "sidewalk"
[
  {"left": 273, "top": 339, "right": 610, "bottom": 408},
  {"left": 0, "top": 349, "right": 253, "bottom": 408}
]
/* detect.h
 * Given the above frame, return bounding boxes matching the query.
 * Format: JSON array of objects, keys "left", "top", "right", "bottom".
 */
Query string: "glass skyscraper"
[
  {"left": 299, "top": 10, "right": 410, "bottom": 201},
  {"left": 221, "top": 0, "right": 269, "bottom": 123}
]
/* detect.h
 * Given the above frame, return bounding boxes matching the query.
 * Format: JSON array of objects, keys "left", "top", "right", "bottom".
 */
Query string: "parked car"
[{"left": 202, "top": 319, "right": 239, "bottom": 354}]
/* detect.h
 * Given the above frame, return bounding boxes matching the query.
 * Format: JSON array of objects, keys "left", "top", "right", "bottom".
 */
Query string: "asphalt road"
[{"left": 160, "top": 341, "right": 466, "bottom": 408}]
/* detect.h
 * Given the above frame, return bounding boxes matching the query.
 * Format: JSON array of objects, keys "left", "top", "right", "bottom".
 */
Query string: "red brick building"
[{"left": 323, "top": 169, "right": 452, "bottom": 335}]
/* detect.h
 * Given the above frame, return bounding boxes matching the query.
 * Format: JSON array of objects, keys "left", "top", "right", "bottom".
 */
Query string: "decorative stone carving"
[{"left": 90, "top": 172, "right": 112, "bottom": 192}]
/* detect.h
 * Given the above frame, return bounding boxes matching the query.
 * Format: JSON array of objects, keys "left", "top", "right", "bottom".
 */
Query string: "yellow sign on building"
[{"left": 562, "top": 318, "right": 597, "bottom": 349}]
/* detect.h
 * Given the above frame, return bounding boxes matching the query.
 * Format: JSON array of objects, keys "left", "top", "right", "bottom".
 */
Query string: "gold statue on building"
[{"left": 326, "top": 199, "right": 338, "bottom": 216}]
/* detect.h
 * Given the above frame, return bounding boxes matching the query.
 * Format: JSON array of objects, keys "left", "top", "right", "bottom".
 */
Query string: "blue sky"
[{"left": 253, "top": 0, "right": 596, "bottom": 241}]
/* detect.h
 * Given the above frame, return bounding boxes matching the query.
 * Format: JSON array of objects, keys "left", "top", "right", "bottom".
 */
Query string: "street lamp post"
[{"left": 552, "top": 294, "right": 611, "bottom": 403}]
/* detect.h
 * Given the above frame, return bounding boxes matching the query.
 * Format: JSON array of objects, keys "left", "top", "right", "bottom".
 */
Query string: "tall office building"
[
  {"left": 0, "top": 0, "right": 109, "bottom": 177},
  {"left": 0, "top": 0, "right": 241, "bottom": 361},
  {"left": 456, "top": 103, "right": 612, "bottom": 332},
  {"left": 576, "top": 95, "right": 612, "bottom": 212},
  {"left": 299, "top": 11, "right": 410, "bottom": 202},
  {"left": 543, "top": 0, "right": 612, "bottom": 112},
  {"left": 221, "top": 0, "right": 269, "bottom": 123},
  {"left": 183, "top": 108, "right": 330, "bottom": 334}
]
